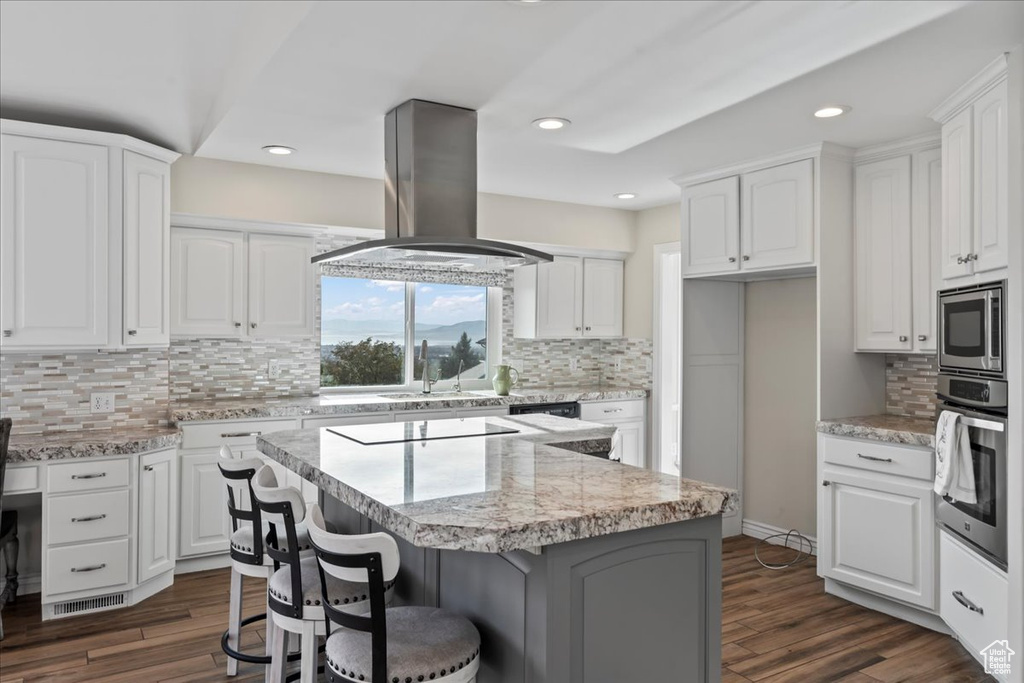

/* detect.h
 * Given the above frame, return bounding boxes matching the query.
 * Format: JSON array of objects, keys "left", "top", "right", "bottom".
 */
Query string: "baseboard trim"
[
  {"left": 823, "top": 578, "right": 950, "bottom": 634},
  {"left": 174, "top": 553, "right": 232, "bottom": 575},
  {"left": 1, "top": 572, "right": 42, "bottom": 596},
  {"left": 742, "top": 519, "right": 818, "bottom": 556}
]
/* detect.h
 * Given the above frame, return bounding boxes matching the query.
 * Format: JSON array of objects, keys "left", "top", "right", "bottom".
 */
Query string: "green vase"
[{"left": 492, "top": 365, "right": 520, "bottom": 396}]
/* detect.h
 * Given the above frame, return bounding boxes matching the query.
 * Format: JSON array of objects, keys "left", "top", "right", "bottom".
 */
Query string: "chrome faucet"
[
  {"left": 420, "top": 340, "right": 441, "bottom": 394},
  {"left": 452, "top": 359, "right": 464, "bottom": 393}
]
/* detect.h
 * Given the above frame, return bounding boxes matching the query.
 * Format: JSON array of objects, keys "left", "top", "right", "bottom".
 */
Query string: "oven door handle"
[
  {"left": 958, "top": 416, "right": 1005, "bottom": 432},
  {"left": 984, "top": 289, "right": 994, "bottom": 370}
]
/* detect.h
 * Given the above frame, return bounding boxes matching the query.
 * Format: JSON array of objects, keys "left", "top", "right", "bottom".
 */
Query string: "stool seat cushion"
[
  {"left": 269, "top": 556, "right": 388, "bottom": 609},
  {"left": 230, "top": 522, "right": 311, "bottom": 555},
  {"left": 325, "top": 606, "right": 480, "bottom": 683}
]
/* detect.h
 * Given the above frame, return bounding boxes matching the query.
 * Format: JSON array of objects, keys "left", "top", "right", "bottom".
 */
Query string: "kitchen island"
[{"left": 258, "top": 414, "right": 738, "bottom": 683}]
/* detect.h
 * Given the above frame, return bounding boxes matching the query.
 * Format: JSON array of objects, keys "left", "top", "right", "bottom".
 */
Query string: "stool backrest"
[
  {"left": 217, "top": 445, "right": 266, "bottom": 565},
  {"left": 252, "top": 465, "right": 307, "bottom": 618},
  {"left": 0, "top": 418, "right": 12, "bottom": 515}
]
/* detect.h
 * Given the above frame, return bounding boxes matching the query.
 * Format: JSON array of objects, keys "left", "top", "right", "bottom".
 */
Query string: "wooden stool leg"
[
  {"left": 226, "top": 569, "right": 242, "bottom": 676},
  {"left": 299, "top": 620, "right": 317, "bottom": 683}
]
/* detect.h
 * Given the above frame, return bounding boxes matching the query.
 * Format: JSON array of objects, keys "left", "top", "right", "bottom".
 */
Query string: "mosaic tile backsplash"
[
  {"left": 0, "top": 348, "right": 170, "bottom": 435},
  {"left": 885, "top": 353, "right": 939, "bottom": 418}
]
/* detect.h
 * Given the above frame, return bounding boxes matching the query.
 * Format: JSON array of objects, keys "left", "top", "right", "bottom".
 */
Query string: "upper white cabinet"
[
  {"left": 514, "top": 256, "right": 623, "bottom": 339},
  {"left": 0, "top": 120, "right": 178, "bottom": 350},
  {"left": 911, "top": 148, "right": 942, "bottom": 353},
  {"left": 678, "top": 158, "right": 814, "bottom": 278},
  {"left": 170, "top": 227, "right": 314, "bottom": 338},
  {"left": 931, "top": 56, "right": 1008, "bottom": 281}
]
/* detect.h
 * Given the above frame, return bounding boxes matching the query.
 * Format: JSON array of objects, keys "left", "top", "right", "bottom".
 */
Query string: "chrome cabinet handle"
[
  {"left": 742, "top": 255, "right": 750, "bottom": 261},
  {"left": 728, "top": 257, "right": 737, "bottom": 263},
  {"left": 144, "top": 465, "right": 154, "bottom": 472},
  {"left": 251, "top": 322, "right": 257, "bottom": 329},
  {"left": 822, "top": 480, "right": 831, "bottom": 486},
  {"left": 603, "top": 408, "right": 624, "bottom": 414},
  {"left": 957, "top": 256, "right": 964, "bottom": 264},
  {"left": 72, "top": 514, "right": 107, "bottom": 523},
  {"left": 221, "top": 431, "right": 262, "bottom": 438},
  {"left": 575, "top": 327, "right": 581, "bottom": 332},
  {"left": 127, "top": 329, "right": 137, "bottom": 336},
  {"left": 918, "top": 335, "right": 927, "bottom": 342},
  {"left": 585, "top": 326, "right": 592, "bottom": 331},
  {"left": 71, "top": 472, "right": 106, "bottom": 480},
  {"left": 858, "top": 453, "right": 893, "bottom": 463},
  {"left": 71, "top": 564, "right": 106, "bottom": 573},
  {"left": 898, "top": 336, "right": 908, "bottom": 342},
  {"left": 2, "top": 330, "right": 11, "bottom": 337},
  {"left": 234, "top": 321, "right": 241, "bottom": 328},
  {"left": 952, "top": 590, "right": 983, "bottom": 615}
]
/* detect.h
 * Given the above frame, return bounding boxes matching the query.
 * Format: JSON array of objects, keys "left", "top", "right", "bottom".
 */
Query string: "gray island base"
[{"left": 258, "top": 415, "right": 738, "bottom": 683}]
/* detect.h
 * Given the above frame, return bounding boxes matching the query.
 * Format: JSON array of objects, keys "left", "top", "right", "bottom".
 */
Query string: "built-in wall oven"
[{"left": 938, "top": 280, "right": 1005, "bottom": 375}]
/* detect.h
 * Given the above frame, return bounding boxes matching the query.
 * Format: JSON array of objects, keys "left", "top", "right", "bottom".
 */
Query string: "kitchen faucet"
[
  {"left": 453, "top": 359, "right": 464, "bottom": 393},
  {"left": 420, "top": 340, "right": 441, "bottom": 394}
]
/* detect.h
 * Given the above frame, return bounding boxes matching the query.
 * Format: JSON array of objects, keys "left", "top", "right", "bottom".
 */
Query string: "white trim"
[
  {"left": 741, "top": 519, "right": 817, "bottom": 556},
  {"left": 174, "top": 553, "right": 233, "bottom": 575},
  {"left": 671, "top": 142, "right": 853, "bottom": 188},
  {"left": 512, "top": 240, "right": 630, "bottom": 260},
  {"left": 171, "top": 212, "right": 381, "bottom": 240},
  {"left": 0, "top": 118, "right": 180, "bottom": 163},
  {"left": 929, "top": 53, "right": 1009, "bottom": 123},
  {"left": 853, "top": 132, "right": 941, "bottom": 163},
  {"left": 652, "top": 241, "right": 681, "bottom": 475}
]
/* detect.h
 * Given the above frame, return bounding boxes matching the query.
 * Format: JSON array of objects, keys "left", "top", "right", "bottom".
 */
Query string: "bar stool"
[
  {"left": 217, "top": 446, "right": 312, "bottom": 676},
  {"left": 252, "top": 465, "right": 396, "bottom": 683},
  {"left": 308, "top": 504, "right": 482, "bottom": 683}
]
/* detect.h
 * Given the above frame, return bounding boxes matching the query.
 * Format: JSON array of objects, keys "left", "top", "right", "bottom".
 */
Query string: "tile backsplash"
[{"left": 885, "top": 353, "right": 939, "bottom": 418}]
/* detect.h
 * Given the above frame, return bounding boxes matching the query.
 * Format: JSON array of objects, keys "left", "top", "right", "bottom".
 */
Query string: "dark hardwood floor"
[{"left": 0, "top": 535, "right": 991, "bottom": 682}]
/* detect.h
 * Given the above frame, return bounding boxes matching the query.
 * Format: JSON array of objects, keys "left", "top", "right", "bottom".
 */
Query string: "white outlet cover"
[
  {"left": 569, "top": 357, "right": 579, "bottom": 373},
  {"left": 268, "top": 359, "right": 282, "bottom": 379},
  {"left": 614, "top": 358, "right": 623, "bottom": 371},
  {"left": 90, "top": 392, "right": 115, "bottom": 414}
]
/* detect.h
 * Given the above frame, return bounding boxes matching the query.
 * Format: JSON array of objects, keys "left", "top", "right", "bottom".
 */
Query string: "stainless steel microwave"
[{"left": 938, "top": 281, "right": 1005, "bottom": 376}]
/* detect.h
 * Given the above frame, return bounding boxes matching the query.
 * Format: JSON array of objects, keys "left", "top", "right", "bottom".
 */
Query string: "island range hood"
[{"left": 313, "top": 99, "right": 553, "bottom": 270}]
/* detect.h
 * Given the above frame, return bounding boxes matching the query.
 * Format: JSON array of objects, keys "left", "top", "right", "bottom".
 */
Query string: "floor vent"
[{"left": 51, "top": 591, "right": 127, "bottom": 618}]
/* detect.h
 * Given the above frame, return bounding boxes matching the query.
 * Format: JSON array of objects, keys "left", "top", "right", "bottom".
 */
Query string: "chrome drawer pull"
[
  {"left": 603, "top": 408, "right": 624, "bottom": 414},
  {"left": 220, "top": 431, "right": 262, "bottom": 438},
  {"left": 71, "top": 564, "right": 106, "bottom": 573},
  {"left": 71, "top": 472, "right": 107, "bottom": 480},
  {"left": 71, "top": 514, "right": 107, "bottom": 523},
  {"left": 952, "top": 590, "right": 984, "bottom": 615},
  {"left": 857, "top": 454, "right": 892, "bottom": 463},
  {"left": 144, "top": 465, "right": 154, "bottom": 472}
]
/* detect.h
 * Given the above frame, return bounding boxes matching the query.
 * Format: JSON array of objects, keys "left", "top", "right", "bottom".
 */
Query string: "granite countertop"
[
  {"left": 257, "top": 414, "right": 738, "bottom": 554},
  {"left": 171, "top": 386, "right": 648, "bottom": 423},
  {"left": 7, "top": 425, "right": 183, "bottom": 463},
  {"left": 816, "top": 414, "right": 936, "bottom": 449}
]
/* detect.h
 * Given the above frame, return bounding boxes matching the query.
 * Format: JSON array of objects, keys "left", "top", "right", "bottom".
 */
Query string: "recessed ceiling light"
[
  {"left": 262, "top": 145, "right": 295, "bottom": 155},
  {"left": 532, "top": 117, "right": 571, "bottom": 131},
  {"left": 614, "top": 193, "right": 637, "bottom": 200},
  {"left": 813, "top": 105, "right": 850, "bottom": 118}
]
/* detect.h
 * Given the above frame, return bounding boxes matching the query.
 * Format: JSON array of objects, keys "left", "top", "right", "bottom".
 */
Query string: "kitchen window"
[{"left": 320, "top": 276, "right": 501, "bottom": 391}]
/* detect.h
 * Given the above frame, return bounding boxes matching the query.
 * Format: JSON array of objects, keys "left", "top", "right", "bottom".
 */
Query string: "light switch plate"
[
  {"left": 569, "top": 357, "right": 579, "bottom": 374},
  {"left": 91, "top": 393, "right": 115, "bottom": 413},
  {"left": 613, "top": 358, "right": 623, "bottom": 372},
  {"left": 268, "top": 360, "right": 282, "bottom": 379}
]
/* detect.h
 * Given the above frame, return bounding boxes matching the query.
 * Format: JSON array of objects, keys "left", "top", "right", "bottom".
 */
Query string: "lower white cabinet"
[
  {"left": 940, "top": 530, "right": 1009, "bottom": 661},
  {"left": 178, "top": 450, "right": 231, "bottom": 557},
  {"left": 581, "top": 399, "right": 646, "bottom": 468},
  {"left": 818, "top": 435, "right": 936, "bottom": 610},
  {"left": 138, "top": 449, "right": 177, "bottom": 582}
]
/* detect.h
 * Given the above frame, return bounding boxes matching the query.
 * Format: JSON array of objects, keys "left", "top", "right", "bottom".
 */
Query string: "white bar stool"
[{"left": 308, "top": 504, "right": 482, "bottom": 683}]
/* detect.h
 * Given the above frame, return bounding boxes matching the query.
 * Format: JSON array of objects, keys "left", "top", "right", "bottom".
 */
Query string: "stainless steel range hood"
[{"left": 313, "top": 99, "right": 553, "bottom": 270}]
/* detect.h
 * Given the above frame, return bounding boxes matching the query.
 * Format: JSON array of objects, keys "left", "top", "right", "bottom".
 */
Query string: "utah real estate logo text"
[{"left": 980, "top": 640, "right": 1015, "bottom": 677}]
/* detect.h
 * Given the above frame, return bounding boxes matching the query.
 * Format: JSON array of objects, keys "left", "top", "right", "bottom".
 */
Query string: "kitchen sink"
[{"left": 382, "top": 391, "right": 484, "bottom": 399}]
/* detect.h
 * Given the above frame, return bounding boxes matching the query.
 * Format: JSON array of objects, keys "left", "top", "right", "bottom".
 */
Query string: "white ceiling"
[{"left": 2, "top": 1, "right": 1022, "bottom": 210}]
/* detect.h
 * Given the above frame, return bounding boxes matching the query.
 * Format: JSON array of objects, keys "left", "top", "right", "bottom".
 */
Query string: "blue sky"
[{"left": 321, "top": 278, "right": 486, "bottom": 325}]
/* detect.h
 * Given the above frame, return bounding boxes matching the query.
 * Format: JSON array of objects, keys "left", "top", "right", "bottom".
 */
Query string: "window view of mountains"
[{"left": 321, "top": 319, "right": 487, "bottom": 347}]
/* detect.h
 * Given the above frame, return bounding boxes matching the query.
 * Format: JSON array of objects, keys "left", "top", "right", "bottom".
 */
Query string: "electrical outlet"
[
  {"left": 569, "top": 357, "right": 579, "bottom": 374},
  {"left": 613, "top": 358, "right": 623, "bottom": 372},
  {"left": 91, "top": 393, "right": 115, "bottom": 414},
  {"left": 268, "top": 360, "right": 282, "bottom": 379},
  {"left": 645, "top": 357, "right": 653, "bottom": 373}
]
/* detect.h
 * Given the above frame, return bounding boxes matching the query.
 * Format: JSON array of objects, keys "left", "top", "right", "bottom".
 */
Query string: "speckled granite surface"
[
  {"left": 816, "top": 414, "right": 936, "bottom": 448},
  {"left": 171, "top": 387, "right": 648, "bottom": 423},
  {"left": 257, "top": 414, "right": 738, "bottom": 553},
  {"left": 8, "top": 426, "right": 183, "bottom": 462}
]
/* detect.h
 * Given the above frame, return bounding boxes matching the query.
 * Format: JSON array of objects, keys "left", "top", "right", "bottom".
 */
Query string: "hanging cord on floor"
[{"left": 754, "top": 529, "right": 815, "bottom": 570}]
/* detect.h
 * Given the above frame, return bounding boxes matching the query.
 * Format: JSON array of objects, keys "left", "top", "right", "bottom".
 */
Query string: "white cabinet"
[
  {"left": 681, "top": 176, "right": 739, "bottom": 275},
  {"left": 679, "top": 159, "right": 814, "bottom": 278},
  {"left": 0, "top": 135, "right": 110, "bottom": 347},
  {"left": 581, "top": 399, "right": 646, "bottom": 468},
  {"left": 931, "top": 58, "right": 1008, "bottom": 281},
  {"left": 817, "top": 435, "right": 936, "bottom": 610},
  {"left": 170, "top": 227, "right": 314, "bottom": 338},
  {"left": 911, "top": 148, "right": 942, "bottom": 352},
  {"left": 138, "top": 448, "right": 176, "bottom": 582},
  {"left": 123, "top": 151, "right": 171, "bottom": 346},
  {"left": 178, "top": 450, "right": 231, "bottom": 557},
  {"left": 740, "top": 159, "right": 814, "bottom": 271},
  {"left": 939, "top": 530, "right": 1009, "bottom": 661},
  {"left": 514, "top": 256, "right": 623, "bottom": 339}
]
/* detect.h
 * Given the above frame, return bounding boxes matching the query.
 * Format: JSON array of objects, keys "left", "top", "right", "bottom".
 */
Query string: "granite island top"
[
  {"left": 171, "top": 386, "right": 648, "bottom": 423},
  {"left": 816, "top": 414, "right": 936, "bottom": 449},
  {"left": 8, "top": 425, "right": 183, "bottom": 463},
  {"left": 257, "top": 413, "right": 738, "bottom": 553}
]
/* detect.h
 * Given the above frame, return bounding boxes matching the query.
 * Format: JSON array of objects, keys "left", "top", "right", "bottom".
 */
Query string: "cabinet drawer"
[
  {"left": 301, "top": 413, "right": 391, "bottom": 429},
  {"left": 940, "top": 531, "right": 1008, "bottom": 655},
  {"left": 581, "top": 400, "right": 645, "bottom": 422},
  {"left": 48, "top": 459, "right": 130, "bottom": 493},
  {"left": 47, "top": 490, "right": 129, "bottom": 545},
  {"left": 46, "top": 538, "right": 130, "bottom": 595},
  {"left": 180, "top": 419, "right": 297, "bottom": 450},
  {"left": 821, "top": 435, "right": 932, "bottom": 481},
  {"left": 3, "top": 464, "right": 40, "bottom": 493}
]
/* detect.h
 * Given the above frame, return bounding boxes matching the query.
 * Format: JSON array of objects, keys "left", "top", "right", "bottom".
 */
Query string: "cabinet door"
[
  {"left": 178, "top": 451, "right": 231, "bottom": 557},
  {"left": 612, "top": 420, "right": 645, "bottom": 468},
  {"left": 940, "top": 109, "right": 973, "bottom": 280},
  {"left": 123, "top": 151, "right": 171, "bottom": 346},
  {"left": 0, "top": 135, "right": 109, "bottom": 347},
  {"left": 139, "top": 449, "right": 177, "bottom": 582},
  {"left": 680, "top": 176, "right": 739, "bottom": 276},
  {"left": 819, "top": 468, "right": 935, "bottom": 609},
  {"left": 854, "top": 157, "right": 912, "bottom": 352},
  {"left": 971, "top": 81, "right": 1008, "bottom": 274},
  {"left": 911, "top": 148, "right": 942, "bottom": 353},
  {"left": 582, "top": 258, "right": 623, "bottom": 337},
  {"left": 740, "top": 159, "right": 814, "bottom": 270},
  {"left": 170, "top": 228, "right": 245, "bottom": 337},
  {"left": 536, "top": 256, "right": 583, "bottom": 338},
  {"left": 248, "top": 233, "right": 315, "bottom": 337}
]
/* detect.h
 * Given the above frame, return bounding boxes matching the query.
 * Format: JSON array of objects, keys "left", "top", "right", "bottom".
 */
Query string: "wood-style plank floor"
[{"left": 0, "top": 536, "right": 991, "bottom": 682}]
